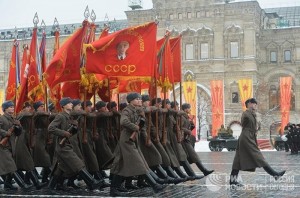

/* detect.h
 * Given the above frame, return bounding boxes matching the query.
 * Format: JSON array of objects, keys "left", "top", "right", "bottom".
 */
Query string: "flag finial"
[
  {"left": 90, "top": 10, "right": 96, "bottom": 22},
  {"left": 41, "top": 20, "right": 46, "bottom": 32},
  {"left": 33, "top": 12, "right": 39, "bottom": 27},
  {"left": 53, "top": 17, "right": 60, "bottom": 31},
  {"left": 84, "top": 6, "right": 90, "bottom": 20}
]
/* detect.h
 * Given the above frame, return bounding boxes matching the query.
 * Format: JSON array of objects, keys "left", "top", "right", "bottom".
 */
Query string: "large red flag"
[
  {"left": 44, "top": 20, "right": 89, "bottom": 89},
  {"left": 280, "top": 77, "right": 292, "bottom": 134},
  {"left": 170, "top": 36, "right": 182, "bottom": 83},
  {"left": 85, "top": 22, "right": 157, "bottom": 77},
  {"left": 61, "top": 82, "right": 80, "bottom": 99},
  {"left": 210, "top": 80, "right": 224, "bottom": 137},
  {"left": 6, "top": 40, "right": 20, "bottom": 101},
  {"left": 15, "top": 45, "right": 30, "bottom": 113},
  {"left": 27, "top": 28, "right": 43, "bottom": 102}
]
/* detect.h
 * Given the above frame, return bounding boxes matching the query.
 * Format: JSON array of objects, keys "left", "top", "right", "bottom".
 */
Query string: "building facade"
[{"left": 125, "top": 0, "right": 300, "bottom": 138}]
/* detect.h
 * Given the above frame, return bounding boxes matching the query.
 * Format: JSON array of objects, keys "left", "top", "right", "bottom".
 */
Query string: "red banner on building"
[
  {"left": 280, "top": 76, "right": 292, "bottom": 134},
  {"left": 210, "top": 80, "right": 224, "bottom": 137}
]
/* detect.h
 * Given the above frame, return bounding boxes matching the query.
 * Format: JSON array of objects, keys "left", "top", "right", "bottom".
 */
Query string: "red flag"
[
  {"left": 156, "top": 34, "right": 174, "bottom": 90},
  {"left": 28, "top": 28, "right": 43, "bottom": 102},
  {"left": 280, "top": 77, "right": 292, "bottom": 134},
  {"left": 39, "top": 31, "right": 47, "bottom": 75},
  {"left": 170, "top": 36, "right": 182, "bottom": 83},
  {"left": 61, "top": 82, "right": 80, "bottom": 99},
  {"left": 210, "top": 80, "right": 224, "bottom": 137},
  {"left": 98, "top": 26, "right": 109, "bottom": 39},
  {"left": 118, "top": 79, "right": 142, "bottom": 93},
  {"left": 85, "top": 22, "right": 157, "bottom": 77},
  {"left": 44, "top": 20, "right": 89, "bottom": 89},
  {"left": 6, "top": 40, "right": 20, "bottom": 101},
  {"left": 53, "top": 31, "right": 60, "bottom": 56},
  {"left": 15, "top": 45, "right": 30, "bottom": 113}
]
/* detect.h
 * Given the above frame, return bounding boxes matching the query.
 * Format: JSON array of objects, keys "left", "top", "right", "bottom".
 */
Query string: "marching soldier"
[
  {"left": 48, "top": 97, "right": 101, "bottom": 190},
  {"left": 32, "top": 101, "right": 52, "bottom": 185},
  {"left": 15, "top": 102, "right": 46, "bottom": 189},
  {"left": 110, "top": 92, "right": 166, "bottom": 196},
  {"left": 106, "top": 101, "right": 121, "bottom": 152},
  {"left": 94, "top": 101, "right": 114, "bottom": 172},
  {"left": 180, "top": 103, "right": 214, "bottom": 178},
  {"left": 0, "top": 101, "right": 31, "bottom": 190}
]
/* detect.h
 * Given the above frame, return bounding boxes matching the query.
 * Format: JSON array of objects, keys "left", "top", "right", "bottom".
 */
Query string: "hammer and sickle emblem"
[{"left": 28, "top": 75, "right": 36, "bottom": 86}]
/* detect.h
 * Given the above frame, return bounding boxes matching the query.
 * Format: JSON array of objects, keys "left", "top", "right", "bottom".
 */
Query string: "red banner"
[
  {"left": 170, "top": 36, "right": 182, "bottom": 83},
  {"left": 280, "top": 77, "right": 292, "bottom": 134},
  {"left": 44, "top": 20, "right": 89, "bottom": 89},
  {"left": 85, "top": 22, "right": 157, "bottom": 77},
  {"left": 210, "top": 80, "right": 224, "bottom": 137},
  {"left": 6, "top": 40, "right": 19, "bottom": 101}
]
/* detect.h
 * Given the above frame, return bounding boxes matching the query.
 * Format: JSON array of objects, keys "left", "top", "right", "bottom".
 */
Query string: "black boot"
[
  {"left": 229, "top": 169, "right": 243, "bottom": 187},
  {"left": 125, "top": 177, "right": 139, "bottom": 190},
  {"left": 41, "top": 167, "right": 51, "bottom": 183},
  {"left": 180, "top": 161, "right": 204, "bottom": 180},
  {"left": 263, "top": 165, "right": 286, "bottom": 180},
  {"left": 110, "top": 174, "right": 128, "bottom": 197},
  {"left": 144, "top": 173, "right": 167, "bottom": 193},
  {"left": 164, "top": 166, "right": 186, "bottom": 183},
  {"left": 173, "top": 167, "right": 193, "bottom": 181},
  {"left": 156, "top": 165, "right": 180, "bottom": 184},
  {"left": 94, "top": 171, "right": 110, "bottom": 188},
  {"left": 195, "top": 161, "right": 214, "bottom": 176},
  {"left": 12, "top": 172, "right": 33, "bottom": 190},
  {"left": 48, "top": 176, "right": 58, "bottom": 190},
  {"left": 28, "top": 170, "right": 47, "bottom": 190},
  {"left": 67, "top": 175, "right": 80, "bottom": 189},
  {"left": 24, "top": 171, "right": 32, "bottom": 185},
  {"left": 149, "top": 170, "right": 166, "bottom": 184},
  {"left": 78, "top": 168, "right": 102, "bottom": 190},
  {"left": 101, "top": 170, "right": 109, "bottom": 178},
  {"left": 137, "top": 175, "right": 150, "bottom": 188},
  {"left": 4, "top": 174, "right": 18, "bottom": 190},
  {"left": 0, "top": 176, "right": 3, "bottom": 185}
]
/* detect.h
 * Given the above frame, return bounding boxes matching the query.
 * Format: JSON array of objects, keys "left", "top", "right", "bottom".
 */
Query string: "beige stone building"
[
  {"left": 125, "top": 0, "right": 300, "bottom": 138},
  {"left": 0, "top": 0, "right": 300, "bottom": 138}
]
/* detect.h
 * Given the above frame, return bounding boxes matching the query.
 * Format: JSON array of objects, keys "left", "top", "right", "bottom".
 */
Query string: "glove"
[{"left": 63, "top": 131, "right": 72, "bottom": 138}]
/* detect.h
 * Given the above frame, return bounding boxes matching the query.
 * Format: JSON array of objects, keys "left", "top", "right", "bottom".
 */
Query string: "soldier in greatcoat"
[
  {"left": 15, "top": 102, "right": 46, "bottom": 189},
  {"left": 110, "top": 92, "right": 166, "bottom": 196},
  {"left": 180, "top": 103, "right": 214, "bottom": 178},
  {"left": 230, "top": 98, "right": 286, "bottom": 186},
  {"left": 48, "top": 97, "right": 101, "bottom": 190},
  {"left": 0, "top": 101, "right": 31, "bottom": 190},
  {"left": 106, "top": 101, "right": 120, "bottom": 153},
  {"left": 32, "top": 101, "right": 52, "bottom": 185}
]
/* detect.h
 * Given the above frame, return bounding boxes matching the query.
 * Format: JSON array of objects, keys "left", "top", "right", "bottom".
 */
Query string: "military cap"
[
  {"left": 181, "top": 103, "right": 191, "bottom": 110},
  {"left": 126, "top": 92, "right": 141, "bottom": 103},
  {"left": 171, "top": 101, "right": 179, "bottom": 108},
  {"left": 107, "top": 101, "right": 117, "bottom": 110},
  {"left": 245, "top": 98, "right": 257, "bottom": 106},
  {"left": 81, "top": 101, "right": 93, "bottom": 109},
  {"left": 95, "top": 101, "right": 106, "bottom": 110},
  {"left": 162, "top": 99, "right": 170, "bottom": 108},
  {"left": 23, "top": 102, "right": 31, "bottom": 109},
  {"left": 2, "top": 101, "right": 14, "bottom": 111},
  {"left": 72, "top": 99, "right": 81, "bottom": 107},
  {"left": 120, "top": 103, "right": 127, "bottom": 110},
  {"left": 141, "top": 95, "right": 150, "bottom": 102},
  {"left": 151, "top": 98, "right": 162, "bottom": 106},
  {"left": 33, "top": 101, "right": 44, "bottom": 111},
  {"left": 59, "top": 97, "right": 72, "bottom": 107}
]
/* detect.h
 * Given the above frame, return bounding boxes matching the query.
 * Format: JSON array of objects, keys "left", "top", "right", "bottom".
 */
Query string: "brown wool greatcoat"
[
  {"left": 94, "top": 111, "right": 114, "bottom": 170},
  {"left": 79, "top": 112, "right": 99, "bottom": 172},
  {"left": 232, "top": 109, "right": 268, "bottom": 171},
  {"left": 48, "top": 111, "right": 85, "bottom": 177},
  {"left": 170, "top": 113, "right": 188, "bottom": 162},
  {"left": 15, "top": 112, "right": 35, "bottom": 171},
  {"left": 33, "top": 111, "right": 51, "bottom": 167},
  {"left": 0, "top": 113, "right": 18, "bottom": 175},
  {"left": 110, "top": 105, "right": 149, "bottom": 177},
  {"left": 181, "top": 112, "right": 200, "bottom": 164},
  {"left": 139, "top": 107, "right": 162, "bottom": 168}
]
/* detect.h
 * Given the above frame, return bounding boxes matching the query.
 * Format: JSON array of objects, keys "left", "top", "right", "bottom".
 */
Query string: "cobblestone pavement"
[{"left": 1, "top": 151, "right": 298, "bottom": 197}]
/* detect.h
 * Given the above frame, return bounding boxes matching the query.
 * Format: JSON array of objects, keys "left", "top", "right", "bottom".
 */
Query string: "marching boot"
[
  {"left": 180, "top": 161, "right": 204, "bottom": 180},
  {"left": 156, "top": 166, "right": 184, "bottom": 184},
  {"left": 164, "top": 166, "right": 186, "bottom": 183},
  {"left": 12, "top": 172, "right": 32, "bottom": 190},
  {"left": 149, "top": 170, "right": 166, "bottom": 184},
  {"left": 48, "top": 175, "right": 58, "bottom": 190},
  {"left": 28, "top": 170, "right": 47, "bottom": 190},
  {"left": 4, "top": 174, "right": 17, "bottom": 190},
  {"left": 195, "top": 161, "right": 214, "bottom": 176},
  {"left": 78, "top": 168, "right": 102, "bottom": 190},
  {"left": 173, "top": 166, "right": 193, "bottom": 181},
  {"left": 41, "top": 167, "right": 51, "bottom": 183},
  {"left": 263, "top": 165, "right": 286, "bottom": 180},
  {"left": 125, "top": 177, "right": 139, "bottom": 190},
  {"left": 101, "top": 170, "right": 109, "bottom": 178},
  {"left": 110, "top": 174, "right": 128, "bottom": 197},
  {"left": 0, "top": 176, "right": 3, "bottom": 185},
  {"left": 94, "top": 171, "right": 110, "bottom": 188},
  {"left": 229, "top": 169, "right": 243, "bottom": 187},
  {"left": 24, "top": 171, "right": 32, "bottom": 185},
  {"left": 144, "top": 173, "right": 167, "bottom": 193},
  {"left": 137, "top": 175, "right": 150, "bottom": 188},
  {"left": 34, "top": 168, "right": 42, "bottom": 179},
  {"left": 67, "top": 175, "right": 80, "bottom": 189}
]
